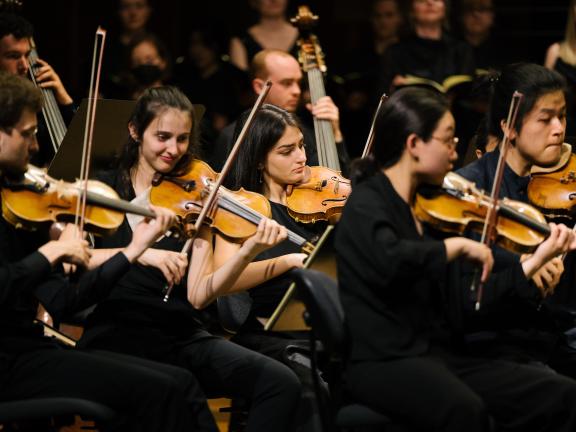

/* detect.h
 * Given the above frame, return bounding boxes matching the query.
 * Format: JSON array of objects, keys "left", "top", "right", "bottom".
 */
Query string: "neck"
[
  {"left": 264, "top": 179, "right": 287, "bottom": 205},
  {"left": 131, "top": 158, "right": 156, "bottom": 195},
  {"left": 415, "top": 23, "right": 443, "bottom": 40},
  {"left": 465, "top": 32, "right": 488, "bottom": 47},
  {"left": 506, "top": 145, "right": 532, "bottom": 177},
  {"left": 374, "top": 36, "right": 398, "bottom": 55},
  {"left": 259, "top": 15, "right": 287, "bottom": 28},
  {"left": 383, "top": 159, "right": 417, "bottom": 205}
]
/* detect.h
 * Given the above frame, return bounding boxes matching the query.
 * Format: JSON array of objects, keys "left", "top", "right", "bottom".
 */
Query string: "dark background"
[{"left": 18, "top": 0, "right": 571, "bottom": 100}]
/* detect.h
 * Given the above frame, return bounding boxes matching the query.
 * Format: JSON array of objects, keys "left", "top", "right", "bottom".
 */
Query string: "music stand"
[{"left": 49, "top": 99, "right": 205, "bottom": 181}]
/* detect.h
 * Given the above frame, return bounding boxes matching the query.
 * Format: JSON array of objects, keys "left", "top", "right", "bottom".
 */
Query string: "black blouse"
[{"left": 335, "top": 172, "right": 447, "bottom": 363}]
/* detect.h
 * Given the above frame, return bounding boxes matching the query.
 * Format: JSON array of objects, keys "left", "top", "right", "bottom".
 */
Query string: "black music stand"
[{"left": 49, "top": 99, "right": 205, "bottom": 181}]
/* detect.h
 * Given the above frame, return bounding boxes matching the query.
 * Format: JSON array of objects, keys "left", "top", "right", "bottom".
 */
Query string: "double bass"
[{"left": 286, "top": 5, "right": 351, "bottom": 225}]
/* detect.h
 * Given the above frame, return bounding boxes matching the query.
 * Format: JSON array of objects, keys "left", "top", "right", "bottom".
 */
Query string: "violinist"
[
  {"left": 220, "top": 104, "right": 328, "bottom": 431},
  {"left": 0, "top": 13, "right": 74, "bottom": 167},
  {"left": 77, "top": 86, "right": 302, "bottom": 432},
  {"left": 336, "top": 86, "right": 576, "bottom": 432},
  {"left": 457, "top": 62, "right": 576, "bottom": 378},
  {"left": 0, "top": 72, "right": 212, "bottom": 431},
  {"left": 211, "top": 49, "right": 349, "bottom": 173}
]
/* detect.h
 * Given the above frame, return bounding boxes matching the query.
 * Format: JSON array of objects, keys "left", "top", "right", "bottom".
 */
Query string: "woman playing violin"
[
  {"left": 220, "top": 103, "right": 334, "bottom": 432},
  {"left": 78, "top": 86, "right": 301, "bottom": 432},
  {"left": 0, "top": 72, "right": 211, "bottom": 431},
  {"left": 457, "top": 62, "right": 576, "bottom": 379},
  {"left": 336, "top": 86, "right": 576, "bottom": 431}
]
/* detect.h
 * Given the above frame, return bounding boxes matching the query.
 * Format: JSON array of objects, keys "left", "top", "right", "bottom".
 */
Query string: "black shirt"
[
  {"left": 81, "top": 169, "right": 207, "bottom": 347},
  {"left": 379, "top": 33, "right": 476, "bottom": 94},
  {"left": 457, "top": 151, "right": 560, "bottom": 360},
  {"left": 335, "top": 172, "right": 448, "bottom": 363}
]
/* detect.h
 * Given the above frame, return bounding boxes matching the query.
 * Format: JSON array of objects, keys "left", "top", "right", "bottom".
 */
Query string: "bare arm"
[
  {"left": 187, "top": 219, "right": 289, "bottom": 309},
  {"left": 544, "top": 43, "right": 560, "bottom": 69},
  {"left": 213, "top": 235, "right": 305, "bottom": 292},
  {"left": 229, "top": 37, "right": 249, "bottom": 71}
]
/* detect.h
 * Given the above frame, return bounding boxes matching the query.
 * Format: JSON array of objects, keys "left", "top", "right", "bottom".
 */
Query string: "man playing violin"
[
  {"left": 211, "top": 49, "right": 350, "bottom": 173},
  {"left": 457, "top": 62, "right": 576, "bottom": 379},
  {"left": 0, "top": 12, "right": 74, "bottom": 167},
  {"left": 0, "top": 71, "right": 215, "bottom": 431}
]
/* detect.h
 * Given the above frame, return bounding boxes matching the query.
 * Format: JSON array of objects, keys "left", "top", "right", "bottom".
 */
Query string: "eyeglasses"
[{"left": 431, "top": 135, "right": 459, "bottom": 149}]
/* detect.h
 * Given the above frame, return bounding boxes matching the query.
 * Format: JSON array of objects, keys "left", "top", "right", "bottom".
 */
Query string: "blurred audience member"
[
  {"left": 172, "top": 27, "right": 252, "bottom": 156},
  {"left": 379, "top": 0, "right": 475, "bottom": 93},
  {"left": 229, "top": 0, "right": 298, "bottom": 71},
  {"left": 545, "top": 0, "right": 576, "bottom": 137},
  {"left": 102, "top": 0, "right": 153, "bottom": 98},
  {"left": 457, "top": 0, "right": 500, "bottom": 70}
]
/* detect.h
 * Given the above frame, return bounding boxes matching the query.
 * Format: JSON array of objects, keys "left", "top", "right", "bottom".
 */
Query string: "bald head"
[{"left": 251, "top": 49, "right": 303, "bottom": 112}]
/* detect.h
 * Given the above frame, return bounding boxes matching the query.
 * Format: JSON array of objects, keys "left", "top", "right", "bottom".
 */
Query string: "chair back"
[{"left": 290, "top": 268, "right": 345, "bottom": 354}]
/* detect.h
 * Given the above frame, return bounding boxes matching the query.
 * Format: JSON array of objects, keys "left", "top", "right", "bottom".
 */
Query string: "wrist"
[
  {"left": 38, "top": 241, "right": 62, "bottom": 266},
  {"left": 522, "top": 255, "right": 544, "bottom": 279},
  {"left": 123, "top": 242, "right": 146, "bottom": 263}
]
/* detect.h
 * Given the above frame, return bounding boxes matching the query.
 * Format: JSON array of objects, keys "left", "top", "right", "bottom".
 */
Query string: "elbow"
[{"left": 188, "top": 294, "right": 212, "bottom": 310}]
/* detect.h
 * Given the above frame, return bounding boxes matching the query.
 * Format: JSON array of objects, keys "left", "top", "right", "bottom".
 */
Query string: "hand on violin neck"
[
  {"left": 241, "top": 218, "right": 288, "bottom": 260},
  {"left": 38, "top": 238, "right": 91, "bottom": 268},
  {"left": 444, "top": 237, "right": 494, "bottom": 283},
  {"left": 522, "top": 223, "right": 576, "bottom": 279},
  {"left": 33, "top": 58, "right": 73, "bottom": 106},
  {"left": 123, "top": 205, "right": 176, "bottom": 263}
]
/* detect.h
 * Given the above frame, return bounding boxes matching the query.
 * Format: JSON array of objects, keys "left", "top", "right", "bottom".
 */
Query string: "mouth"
[
  {"left": 159, "top": 156, "right": 176, "bottom": 164},
  {"left": 293, "top": 166, "right": 305, "bottom": 173}
]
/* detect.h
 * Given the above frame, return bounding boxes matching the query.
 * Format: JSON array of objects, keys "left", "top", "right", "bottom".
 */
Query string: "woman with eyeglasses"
[{"left": 336, "top": 86, "right": 576, "bottom": 432}]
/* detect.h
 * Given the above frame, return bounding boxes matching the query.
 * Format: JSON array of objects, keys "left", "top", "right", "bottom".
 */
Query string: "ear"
[
  {"left": 128, "top": 123, "right": 140, "bottom": 142},
  {"left": 252, "top": 78, "right": 265, "bottom": 95},
  {"left": 405, "top": 133, "right": 421, "bottom": 161},
  {"left": 500, "top": 119, "right": 518, "bottom": 141}
]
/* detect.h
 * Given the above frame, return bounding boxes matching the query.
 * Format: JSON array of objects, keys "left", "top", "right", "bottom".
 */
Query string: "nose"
[
  {"left": 29, "top": 135, "right": 39, "bottom": 155},
  {"left": 552, "top": 116, "right": 566, "bottom": 135},
  {"left": 19, "top": 56, "right": 29, "bottom": 75},
  {"left": 291, "top": 82, "right": 301, "bottom": 97},
  {"left": 296, "top": 145, "right": 307, "bottom": 164}
]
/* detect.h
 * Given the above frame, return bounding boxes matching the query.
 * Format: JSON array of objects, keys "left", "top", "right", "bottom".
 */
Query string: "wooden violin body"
[
  {"left": 1, "top": 165, "right": 153, "bottom": 235},
  {"left": 528, "top": 147, "right": 576, "bottom": 220},
  {"left": 150, "top": 159, "right": 272, "bottom": 242},
  {"left": 286, "top": 166, "right": 350, "bottom": 224},
  {"left": 415, "top": 172, "right": 549, "bottom": 254}
]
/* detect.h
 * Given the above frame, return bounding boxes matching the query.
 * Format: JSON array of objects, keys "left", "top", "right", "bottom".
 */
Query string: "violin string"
[{"left": 216, "top": 191, "right": 307, "bottom": 246}]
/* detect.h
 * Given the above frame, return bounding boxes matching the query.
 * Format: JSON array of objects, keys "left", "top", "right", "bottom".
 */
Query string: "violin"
[
  {"left": 150, "top": 159, "right": 314, "bottom": 253},
  {"left": 415, "top": 172, "right": 550, "bottom": 254},
  {"left": 1, "top": 165, "right": 155, "bottom": 235},
  {"left": 527, "top": 143, "right": 576, "bottom": 220},
  {"left": 287, "top": 5, "right": 351, "bottom": 224}
]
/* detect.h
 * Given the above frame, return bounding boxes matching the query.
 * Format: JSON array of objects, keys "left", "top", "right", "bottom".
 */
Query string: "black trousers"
[
  {"left": 347, "top": 351, "right": 576, "bottom": 432},
  {"left": 83, "top": 329, "right": 302, "bottom": 432},
  {"left": 0, "top": 346, "right": 215, "bottom": 432},
  {"left": 231, "top": 329, "right": 324, "bottom": 432}
]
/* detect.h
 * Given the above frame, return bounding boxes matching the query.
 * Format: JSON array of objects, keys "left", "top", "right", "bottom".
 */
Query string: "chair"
[
  {"left": 290, "top": 268, "right": 391, "bottom": 431},
  {"left": 0, "top": 397, "right": 117, "bottom": 430}
]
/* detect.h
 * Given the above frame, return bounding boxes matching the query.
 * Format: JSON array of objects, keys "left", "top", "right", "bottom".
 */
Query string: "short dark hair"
[
  {"left": 0, "top": 13, "right": 33, "bottom": 40},
  {"left": 351, "top": 87, "right": 449, "bottom": 184},
  {"left": 0, "top": 71, "right": 41, "bottom": 131},
  {"left": 488, "top": 63, "right": 567, "bottom": 141},
  {"left": 226, "top": 104, "right": 301, "bottom": 193}
]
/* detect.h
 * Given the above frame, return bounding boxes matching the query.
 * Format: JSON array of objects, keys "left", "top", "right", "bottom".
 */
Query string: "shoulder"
[
  {"left": 457, "top": 156, "right": 491, "bottom": 189},
  {"left": 545, "top": 42, "right": 561, "bottom": 68}
]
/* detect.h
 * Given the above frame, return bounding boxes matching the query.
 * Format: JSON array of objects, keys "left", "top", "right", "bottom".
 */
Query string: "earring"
[{"left": 258, "top": 169, "right": 263, "bottom": 184}]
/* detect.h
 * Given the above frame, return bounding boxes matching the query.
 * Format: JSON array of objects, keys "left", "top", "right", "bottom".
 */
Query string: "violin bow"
[
  {"left": 74, "top": 27, "right": 107, "bottom": 236},
  {"left": 361, "top": 94, "right": 388, "bottom": 159},
  {"left": 473, "top": 91, "right": 524, "bottom": 310},
  {"left": 162, "top": 81, "right": 273, "bottom": 301}
]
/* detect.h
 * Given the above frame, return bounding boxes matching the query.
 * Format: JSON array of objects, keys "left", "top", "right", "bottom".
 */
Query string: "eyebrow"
[{"left": 539, "top": 107, "right": 566, "bottom": 115}]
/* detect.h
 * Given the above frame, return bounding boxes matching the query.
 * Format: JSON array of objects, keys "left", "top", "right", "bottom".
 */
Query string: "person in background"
[{"left": 229, "top": 0, "right": 298, "bottom": 71}]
